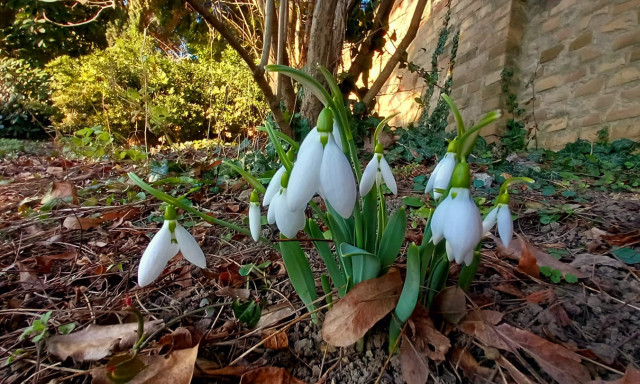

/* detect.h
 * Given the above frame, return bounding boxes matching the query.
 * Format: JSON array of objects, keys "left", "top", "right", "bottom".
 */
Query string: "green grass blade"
[
  {"left": 307, "top": 219, "right": 346, "bottom": 296},
  {"left": 378, "top": 207, "right": 406, "bottom": 271},
  {"left": 389, "top": 243, "right": 421, "bottom": 352},
  {"left": 340, "top": 243, "right": 381, "bottom": 284},
  {"left": 279, "top": 237, "right": 318, "bottom": 322},
  {"left": 362, "top": 185, "right": 378, "bottom": 254}
]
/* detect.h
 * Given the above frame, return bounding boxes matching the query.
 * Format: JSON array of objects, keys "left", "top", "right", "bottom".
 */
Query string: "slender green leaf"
[
  {"left": 307, "top": 219, "right": 346, "bottom": 296},
  {"left": 378, "top": 207, "right": 407, "bottom": 271},
  {"left": 264, "top": 120, "right": 293, "bottom": 171},
  {"left": 326, "top": 212, "right": 352, "bottom": 282},
  {"left": 458, "top": 245, "right": 481, "bottom": 291},
  {"left": 266, "top": 64, "right": 332, "bottom": 106},
  {"left": 279, "top": 238, "right": 318, "bottom": 321},
  {"left": 362, "top": 185, "right": 378, "bottom": 254},
  {"left": 427, "top": 256, "right": 449, "bottom": 308},
  {"left": 222, "top": 161, "right": 265, "bottom": 194},
  {"left": 319, "top": 66, "right": 343, "bottom": 101},
  {"left": 321, "top": 274, "right": 333, "bottom": 307},
  {"left": 340, "top": 243, "right": 381, "bottom": 284},
  {"left": 441, "top": 94, "right": 465, "bottom": 136},
  {"left": 389, "top": 243, "right": 421, "bottom": 352},
  {"left": 256, "top": 126, "right": 299, "bottom": 150}
]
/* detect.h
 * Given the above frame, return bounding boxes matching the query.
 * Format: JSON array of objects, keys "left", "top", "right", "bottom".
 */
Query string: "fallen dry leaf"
[
  {"left": 216, "top": 286, "right": 251, "bottom": 300},
  {"left": 431, "top": 286, "right": 468, "bottom": 324},
  {"left": 460, "top": 310, "right": 590, "bottom": 384},
  {"left": 34, "top": 251, "right": 77, "bottom": 273},
  {"left": 400, "top": 305, "right": 450, "bottom": 384},
  {"left": 516, "top": 236, "right": 540, "bottom": 278},
  {"left": 92, "top": 344, "right": 199, "bottom": 384},
  {"left": 601, "top": 230, "right": 640, "bottom": 247},
  {"left": 48, "top": 320, "right": 164, "bottom": 362},
  {"left": 495, "top": 354, "right": 537, "bottom": 384},
  {"left": 16, "top": 261, "right": 41, "bottom": 290},
  {"left": 46, "top": 166, "right": 64, "bottom": 178},
  {"left": 451, "top": 347, "right": 494, "bottom": 383},
  {"left": 525, "top": 289, "right": 554, "bottom": 304},
  {"left": 196, "top": 364, "right": 306, "bottom": 384},
  {"left": 322, "top": 268, "right": 403, "bottom": 347},
  {"left": 587, "top": 365, "right": 640, "bottom": 384},
  {"left": 500, "top": 235, "right": 586, "bottom": 278},
  {"left": 255, "top": 304, "right": 295, "bottom": 329},
  {"left": 42, "top": 181, "right": 78, "bottom": 205},
  {"left": 493, "top": 282, "right": 524, "bottom": 298},
  {"left": 63, "top": 216, "right": 105, "bottom": 230},
  {"left": 262, "top": 329, "right": 289, "bottom": 350}
]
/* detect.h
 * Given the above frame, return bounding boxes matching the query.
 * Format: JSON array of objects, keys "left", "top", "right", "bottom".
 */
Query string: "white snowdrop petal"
[
  {"left": 425, "top": 159, "right": 443, "bottom": 193},
  {"left": 430, "top": 192, "right": 452, "bottom": 244},
  {"left": 463, "top": 248, "right": 475, "bottom": 266},
  {"left": 445, "top": 241, "right": 455, "bottom": 262},
  {"left": 249, "top": 203, "right": 261, "bottom": 242},
  {"left": 379, "top": 156, "right": 397, "bottom": 195},
  {"left": 320, "top": 138, "right": 356, "bottom": 218},
  {"left": 174, "top": 224, "right": 207, "bottom": 268},
  {"left": 359, "top": 155, "right": 379, "bottom": 196},
  {"left": 443, "top": 189, "right": 483, "bottom": 265},
  {"left": 263, "top": 166, "right": 285, "bottom": 206},
  {"left": 433, "top": 153, "right": 456, "bottom": 194},
  {"left": 497, "top": 204, "right": 514, "bottom": 247},
  {"left": 138, "top": 223, "right": 179, "bottom": 287},
  {"left": 267, "top": 192, "right": 279, "bottom": 224},
  {"left": 482, "top": 206, "right": 499, "bottom": 234},
  {"left": 332, "top": 122, "right": 343, "bottom": 152},
  {"left": 275, "top": 190, "right": 305, "bottom": 238},
  {"left": 288, "top": 135, "right": 323, "bottom": 211}
]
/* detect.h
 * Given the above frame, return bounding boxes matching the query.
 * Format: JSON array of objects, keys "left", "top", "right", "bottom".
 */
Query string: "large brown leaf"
[
  {"left": 322, "top": 268, "right": 403, "bottom": 347},
  {"left": 499, "top": 235, "right": 586, "bottom": 278},
  {"left": 400, "top": 305, "right": 450, "bottom": 384},
  {"left": 197, "top": 364, "right": 306, "bottom": 384},
  {"left": 459, "top": 310, "right": 590, "bottom": 384},
  {"left": 588, "top": 365, "right": 640, "bottom": 384},
  {"left": 48, "top": 320, "right": 164, "bottom": 362}
]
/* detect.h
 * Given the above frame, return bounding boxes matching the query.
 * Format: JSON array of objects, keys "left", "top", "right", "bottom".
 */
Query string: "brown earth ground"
[{"left": 0, "top": 142, "right": 638, "bottom": 383}]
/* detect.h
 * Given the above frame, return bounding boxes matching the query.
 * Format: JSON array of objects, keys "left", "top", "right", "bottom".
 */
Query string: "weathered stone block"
[
  {"left": 484, "top": 69, "right": 503, "bottom": 86},
  {"left": 610, "top": 120, "right": 640, "bottom": 140},
  {"left": 579, "top": 46, "right": 602, "bottom": 62},
  {"left": 569, "top": 32, "right": 592, "bottom": 51},
  {"left": 566, "top": 67, "right": 587, "bottom": 83},
  {"left": 613, "top": 0, "right": 640, "bottom": 15},
  {"left": 621, "top": 84, "right": 640, "bottom": 99},
  {"left": 537, "top": 75, "right": 560, "bottom": 91},
  {"left": 575, "top": 77, "right": 604, "bottom": 97},
  {"left": 606, "top": 107, "right": 640, "bottom": 122},
  {"left": 577, "top": 113, "right": 602, "bottom": 127},
  {"left": 601, "top": 14, "right": 636, "bottom": 33},
  {"left": 613, "top": 31, "right": 640, "bottom": 51},
  {"left": 550, "top": 0, "right": 577, "bottom": 16},
  {"left": 540, "top": 44, "right": 564, "bottom": 63},
  {"left": 482, "top": 96, "right": 501, "bottom": 110},
  {"left": 630, "top": 49, "right": 640, "bottom": 62},
  {"left": 542, "top": 16, "right": 562, "bottom": 33},
  {"left": 555, "top": 28, "right": 572, "bottom": 40},
  {"left": 596, "top": 57, "right": 626, "bottom": 73},
  {"left": 543, "top": 116, "right": 569, "bottom": 133},
  {"left": 594, "top": 95, "right": 615, "bottom": 110},
  {"left": 607, "top": 67, "right": 640, "bottom": 87}
]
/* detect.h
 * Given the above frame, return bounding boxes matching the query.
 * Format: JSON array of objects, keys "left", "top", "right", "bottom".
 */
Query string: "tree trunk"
[{"left": 300, "top": 0, "right": 350, "bottom": 125}]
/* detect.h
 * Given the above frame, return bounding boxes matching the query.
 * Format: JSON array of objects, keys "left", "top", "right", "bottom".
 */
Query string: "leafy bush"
[
  {"left": 0, "top": 57, "right": 54, "bottom": 138},
  {"left": 47, "top": 28, "right": 267, "bottom": 143}
]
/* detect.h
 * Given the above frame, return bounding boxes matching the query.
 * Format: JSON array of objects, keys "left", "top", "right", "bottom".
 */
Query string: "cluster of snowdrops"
[{"left": 130, "top": 65, "right": 532, "bottom": 349}]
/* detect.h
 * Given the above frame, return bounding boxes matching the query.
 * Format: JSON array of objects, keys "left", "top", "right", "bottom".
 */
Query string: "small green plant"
[
  {"left": 20, "top": 311, "right": 52, "bottom": 344},
  {"left": 539, "top": 266, "right": 578, "bottom": 284},
  {"left": 232, "top": 300, "right": 262, "bottom": 327}
]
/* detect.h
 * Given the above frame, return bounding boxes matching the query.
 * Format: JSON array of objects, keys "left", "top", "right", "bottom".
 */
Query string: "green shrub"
[
  {"left": 0, "top": 57, "right": 54, "bottom": 138},
  {"left": 47, "top": 28, "right": 267, "bottom": 143}
]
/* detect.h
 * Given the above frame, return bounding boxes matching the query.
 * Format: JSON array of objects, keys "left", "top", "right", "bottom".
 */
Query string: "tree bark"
[
  {"left": 183, "top": 0, "right": 293, "bottom": 137},
  {"left": 300, "top": 0, "right": 350, "bottom": 125},
  {"left": 362, "top": 0, "right": 428, "bottom": 109}
]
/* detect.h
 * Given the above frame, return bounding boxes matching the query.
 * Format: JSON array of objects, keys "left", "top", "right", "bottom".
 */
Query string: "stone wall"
[{"left": 371, "top": 0, "right": 640, "bottom": 149}]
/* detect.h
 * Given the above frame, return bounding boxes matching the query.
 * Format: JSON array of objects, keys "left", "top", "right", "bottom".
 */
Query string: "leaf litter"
[{"left": 1, "top": 142, "right": 639, "bottom": 384}]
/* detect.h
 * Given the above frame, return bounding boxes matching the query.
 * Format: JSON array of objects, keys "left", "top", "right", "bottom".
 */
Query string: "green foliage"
[
  {"left": 500, "top": 68, "right": 527, "bottom": 153},
  {"left": 539, "top": 266, "right": 578, "bottom": 284},
  {"left": 0, "top": 57, "right": 54, "bottom": 138},
  {"left": 47, "top": 28, "right": 267, "bottom": 143},
  {"left": 20, "top": 311, "right": 52, "bottom": 344},
  {"left": 61, "top": 125, "right": 146, "bottom": 161},
  {"left": 232, "top": 300, "right": 261, "bottom": 328}
]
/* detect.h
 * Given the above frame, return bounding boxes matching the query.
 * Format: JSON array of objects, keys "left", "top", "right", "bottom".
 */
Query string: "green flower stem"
[
  {"left": 128, "top": 172, "right": 275, "bottom": 248},
  {"left": 441, "top": 94, "right": 465, "bottom": 137},
  {"left": 222, "top": 160, "right": 266, "bottom": 194},
  {"left": 373, "top": 113, "right": 399, "bottom": 146},
  {"left": 256, "top": 126, "right": 299, "bottom": 150},
  {"left": 499, "top": 176, "right": 535, "bottom": 195},
  {"left": 264, "top": 120, "right": 293, "bottom": 172}
]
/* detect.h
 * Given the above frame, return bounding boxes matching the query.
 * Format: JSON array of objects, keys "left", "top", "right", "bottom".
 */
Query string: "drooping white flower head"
[
  {"left": 425, "top": 140, "right": 458, "bottom": 200},
  {"left": 138, "top": 206, "right": 206, "bottom": 287},
  {"left": 430, "top": 163, "right": 482, "bottom": 265},
  {"left": 360, "top": 143, "right": 397, "bottom": 196},
  {"left": 287, "top": 108, "right": 356, "bottom": 218},
  {"left": 263, "top": 166, "right": 285, "bottom": 207},
  {"left": 267, "top": 170, "right": 306, "bottom": 238},
  {"left": 249, "top": 190, "right": 261, "bottom": 242},
  {"left": 482, "top": 197, "right": 513, "bottom": 247}
]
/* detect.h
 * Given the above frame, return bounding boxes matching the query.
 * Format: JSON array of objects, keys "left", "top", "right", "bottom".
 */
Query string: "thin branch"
[{"left": 259, "top": 0, "right": 274, "bottom": 68}]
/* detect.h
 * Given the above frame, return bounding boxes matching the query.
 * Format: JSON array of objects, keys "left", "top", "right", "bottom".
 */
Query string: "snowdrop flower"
[
  {"left": 430, "top": 162, "right": 482, "bottom": 265},
  {"left": 482, "top": 193, "right": 513, "bottom": 247},
  {"left": 263, "top": 166, "right": 285, "bottom": 207},
  {"left": 138, "top": 206, "right": 206, "bottom": 287},
  {"left": 287, "top": 108, "right": 356, "bottom": 218},
  {"left": 360, "top": 143, "right": 397, "bottom": 196},
  {"left": 425, "top": 140, "right": 458, "bottom": 200},
  {"left": 267, "top": 171, "right": 306, "bottom": 238},
  {"left": 249, "top": 190, "right": 261, "bottom": 242}
]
